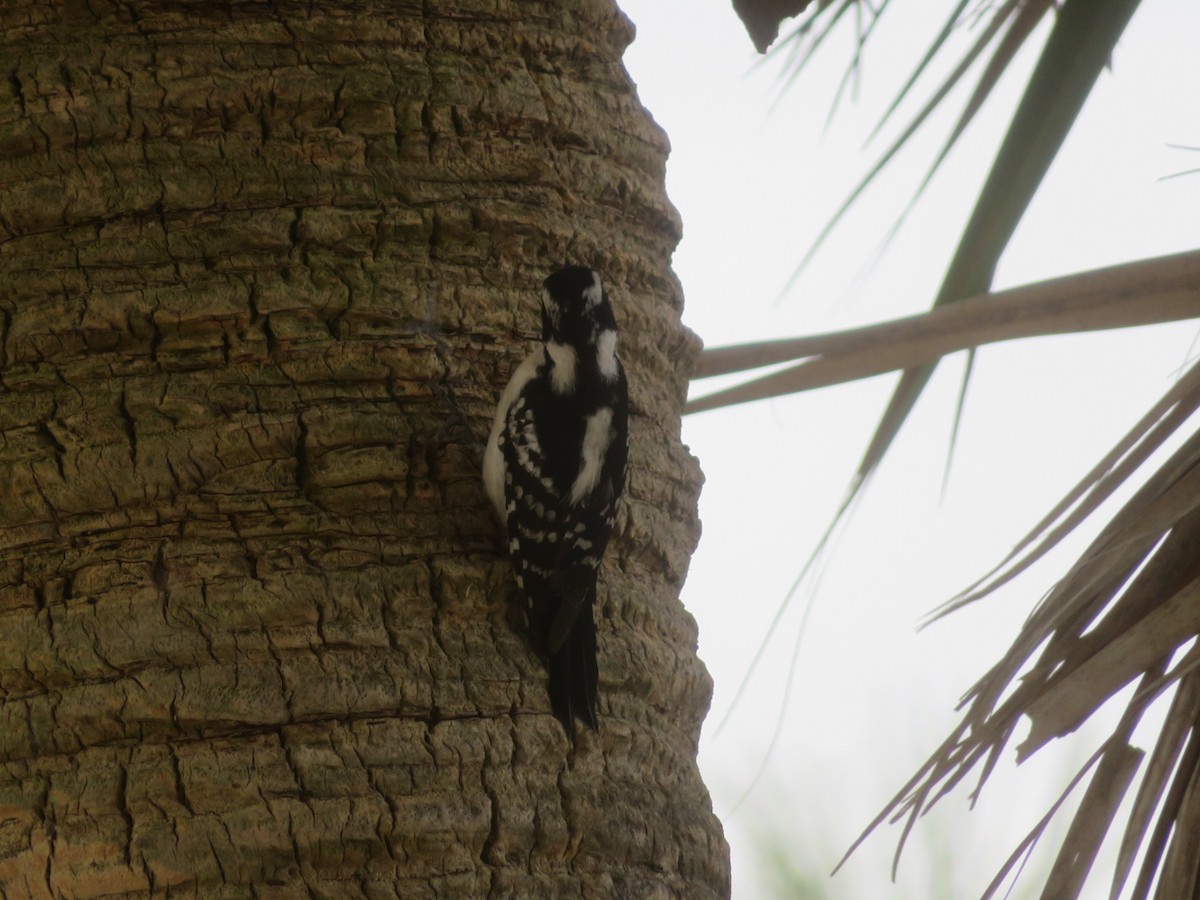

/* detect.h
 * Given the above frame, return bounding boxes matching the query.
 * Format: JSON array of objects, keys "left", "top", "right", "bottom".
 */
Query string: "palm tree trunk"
[{"left": 0, "top": 1, "right": 728, "bottom": 896}]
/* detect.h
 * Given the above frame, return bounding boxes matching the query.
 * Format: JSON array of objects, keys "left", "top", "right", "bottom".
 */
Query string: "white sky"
[{"left": 618, "top": 1, "right": 1200, "bottom": 897}]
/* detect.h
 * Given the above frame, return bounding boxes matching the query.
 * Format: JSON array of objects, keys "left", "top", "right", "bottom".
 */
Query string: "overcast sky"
[{"left": 618, "top": 1, "right": 1200, "bottom": 896}]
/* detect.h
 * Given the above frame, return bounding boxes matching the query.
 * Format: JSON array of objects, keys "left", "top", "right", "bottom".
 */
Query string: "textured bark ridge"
[{"left": 0, "top": 1, "right": 728, "bottom": 897}]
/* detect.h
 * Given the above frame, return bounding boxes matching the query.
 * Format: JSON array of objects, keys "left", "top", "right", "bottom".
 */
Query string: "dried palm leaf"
[
  {"left": 688, "top": 248, "right": 1200, "bottom": 414},
  {"left": 845, "top": 360, "right": 1200, "bottom": 897},
  {"left": 1110, "top": 669, "right": 1200, "bottom": 899}
]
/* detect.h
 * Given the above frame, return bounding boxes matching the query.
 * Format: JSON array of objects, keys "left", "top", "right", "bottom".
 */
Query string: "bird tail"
[{"left": 547, "top": 598, "right": 598, "bottom": 736}]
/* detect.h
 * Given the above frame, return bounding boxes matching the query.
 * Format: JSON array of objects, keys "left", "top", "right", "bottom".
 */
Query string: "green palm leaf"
[{"left": 842, "top": 0, "right": 1143, "bottom": 510}]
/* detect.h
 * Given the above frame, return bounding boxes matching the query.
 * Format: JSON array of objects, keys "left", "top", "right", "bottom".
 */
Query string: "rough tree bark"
[{"left": 0, "top": 1, "right": 728, "bottom": 897}]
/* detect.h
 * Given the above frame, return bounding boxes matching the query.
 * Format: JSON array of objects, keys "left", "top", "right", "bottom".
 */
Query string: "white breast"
[{"left": 569, "top": 406, "right": 614, "bottom": 505}]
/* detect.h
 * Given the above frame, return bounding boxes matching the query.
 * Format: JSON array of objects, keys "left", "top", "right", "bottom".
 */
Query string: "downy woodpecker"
[{"left": 483, "top": 266, "right": 629, "bottom": 735}]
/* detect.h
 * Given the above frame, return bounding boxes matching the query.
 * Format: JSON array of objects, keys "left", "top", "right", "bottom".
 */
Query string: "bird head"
[{"left": 541, "top": 266, "right": 617, "bottom": 347}]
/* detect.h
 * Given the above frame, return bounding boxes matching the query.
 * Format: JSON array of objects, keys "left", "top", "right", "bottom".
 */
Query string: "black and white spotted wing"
[{"left": 495, "top": 373, "right": 628, "bottom": 729}]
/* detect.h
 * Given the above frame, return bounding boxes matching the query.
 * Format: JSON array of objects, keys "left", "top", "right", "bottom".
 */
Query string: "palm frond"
[
  {"left": 765, "top": 0, "right": 864, "bottom": 84},
  {"left": 724, "top": 0, "right": 1200, "bottom": 896},
  {"left": 863, "top": 0, "right": 972, "bottom": 145},
  {"left": 780, "top": 0, "right": 1056, "bottom": 289},
  {"left": 687, "top": 249, "right": 1200, "bottom": 414},
  {"left": 843, "top": 0, "right": 1144, "bottom": 522},
  {"left": 853, "top": 359, "right": 1200, "bottom": 896},
  {"left": 1160, "top": 144, "right": 1200, "bottom": 182}
]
